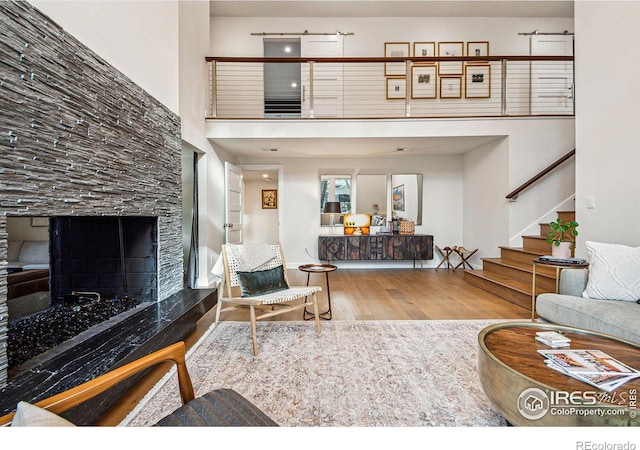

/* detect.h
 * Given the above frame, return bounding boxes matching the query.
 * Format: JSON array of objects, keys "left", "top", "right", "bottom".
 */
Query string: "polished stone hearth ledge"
[{"left": 0, "top": 288, "right": 217, "bottom": 425}]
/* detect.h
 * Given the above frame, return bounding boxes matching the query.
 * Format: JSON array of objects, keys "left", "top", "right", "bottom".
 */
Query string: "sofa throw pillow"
[
  {"left": 582, "top": 241, "right": 640, "bottom": 302},
  {"left": 237, "top": 265, "right": 289, "bottom": 297},
  {"left": 12, "top": 401, "right": 75, "bottom": 427}
]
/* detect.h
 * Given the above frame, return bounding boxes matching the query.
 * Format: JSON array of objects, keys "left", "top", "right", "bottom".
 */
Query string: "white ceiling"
[
  {"left": 207, "top": 1, "right": 573, "bottom": 160},
  {"left": 212, "top": 135, "right": 505, "bottom": 158}
]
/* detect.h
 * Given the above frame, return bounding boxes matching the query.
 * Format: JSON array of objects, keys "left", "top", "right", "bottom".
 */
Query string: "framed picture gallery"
[
  {"left": 385, "top": 42, "right": 410, "bottom": 76},
  {"left": 411, "top": 64, "right": 437, "bottom": 99},
  {"left": 386, "top": 77, "right": 406, "bottom": 100},
  {"left": 440, "top": 76, "right": 462, "bottom": 99},
  {"left": 465, "top": 64, "right": 491, "bottom": 98},
  {"left": 438, "top": 41, "right": 464, "bottom": 76},
  {"left": 413, "top": 41, "right": 436, "bottom": 59},
  {"left": 467, "top": 41, "right": 489, "bottom": 60}
]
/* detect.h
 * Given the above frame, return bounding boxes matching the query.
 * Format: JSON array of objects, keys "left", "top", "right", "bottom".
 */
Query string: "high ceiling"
[{"left": 207, "top": 1, "right": 574, "bottom": 159}]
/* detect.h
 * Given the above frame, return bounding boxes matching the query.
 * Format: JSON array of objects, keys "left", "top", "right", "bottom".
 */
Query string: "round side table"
[{"left": 298, "top": 263, "right": 337, "bottom": 320}]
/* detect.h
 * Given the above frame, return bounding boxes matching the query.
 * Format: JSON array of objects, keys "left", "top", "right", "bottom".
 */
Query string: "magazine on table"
[{"left": 538, "top": 349, "right": 640, "bottom": 392}]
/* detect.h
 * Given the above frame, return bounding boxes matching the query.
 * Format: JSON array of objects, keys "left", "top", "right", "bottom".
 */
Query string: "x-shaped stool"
[
  {"left": 454, "top": 246, "right": 478, "bottom": 270},
  {"left": 435, "top": 245, "right": 456, "bottom": 271}
]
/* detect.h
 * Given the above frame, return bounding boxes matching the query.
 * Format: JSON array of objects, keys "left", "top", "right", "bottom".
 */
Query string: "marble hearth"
[{"left": 0, "top": 287, "right": 216, "bottom": 425}]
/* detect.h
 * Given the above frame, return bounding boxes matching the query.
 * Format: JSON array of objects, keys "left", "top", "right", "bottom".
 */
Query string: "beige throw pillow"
[
  {"left": 12, "top": 401, "right": 75, "bottom": 427},
  {"left": 582, "top": 241, "right": 640, "bottom": 302}
]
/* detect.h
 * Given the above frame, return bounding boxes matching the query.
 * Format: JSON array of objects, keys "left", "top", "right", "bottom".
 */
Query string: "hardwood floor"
[
  {"left": 221, "top": 268, "right": 531, "bottom": 321},
  {"left": 96, "top": 268, "right": 529, "bottom": 425}
]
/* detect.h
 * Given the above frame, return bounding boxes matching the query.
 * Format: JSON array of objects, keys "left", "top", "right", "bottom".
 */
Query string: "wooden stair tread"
[
  {"left": 465, "top": 270, "right": 547, "bottom": 296},
  {"left": 522, "top": 234, "right": 548, "bottom": 240},
  {"left": 498, "top": 246, "right": 543, "bottom": 256},
  {"left": 482, "top": 257, "right": 556, "bottom": 278}
]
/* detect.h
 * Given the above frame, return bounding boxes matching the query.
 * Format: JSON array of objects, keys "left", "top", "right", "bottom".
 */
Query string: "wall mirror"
[
  {"left": 320, "top": 174, "right": 352, "bottom": 226},
  {"left": 355, "top": 174, "right": 387, "bottom": 226},
  {"left": 391, "top": 174, "right": 423, "bottom": 225}
]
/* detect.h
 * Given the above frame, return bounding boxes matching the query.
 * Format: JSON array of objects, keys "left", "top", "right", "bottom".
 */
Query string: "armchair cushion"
[
  {"left": 154, "top": 388, "right": 278, "bottom": 426},
  {"left": 237, "top": 265, "right": 289, "bottom": 297},
  {"left": 582, "top": 241, "right": 640, "bottom": 302},
  {"left": 12, "top": 401, "right": 75, "bottom": 427}
]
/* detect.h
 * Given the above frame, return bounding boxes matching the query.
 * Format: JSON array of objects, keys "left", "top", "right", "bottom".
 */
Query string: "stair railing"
[{"left": 505, "top": 149, "right": 575, "bottom": 201}]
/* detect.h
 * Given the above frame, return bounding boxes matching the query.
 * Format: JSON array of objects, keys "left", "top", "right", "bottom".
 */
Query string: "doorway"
[
  {"left": 264, "top": 39, "right": 301, "bottom": 117},
  {"left": 241, "top": 166, "right": 281, "bottom": 245}
]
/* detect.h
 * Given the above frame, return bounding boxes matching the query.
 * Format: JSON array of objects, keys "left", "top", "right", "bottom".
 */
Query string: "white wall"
[
  {"left": 210, "top": 16, "right": 574, "bottom": 57},
  {"left": 243, "top": 180, "right": 280, "bottom": 244},
  {"left": 463, "top": 138, "right": 509, "bottom": 267},
  {"left": 178, "top": 1, "right": 212, "bottom": 150},
  {"left": 6, "top": 218, "right": 49, "bottom": 242},
  {"left": 33, "top": 0, "right": 180, "bottom": 113},
  {"left": 574, "top": 1, "right": 640, "bottom": 254}
]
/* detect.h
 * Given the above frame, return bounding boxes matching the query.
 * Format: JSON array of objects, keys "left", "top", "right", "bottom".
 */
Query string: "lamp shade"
[{"left": 323, "top": 201, "right": 341, "bottom": 214}]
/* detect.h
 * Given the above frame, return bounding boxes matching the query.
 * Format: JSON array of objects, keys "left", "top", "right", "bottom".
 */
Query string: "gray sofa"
[
  {"left": 536, "top": 269, "right": 640, "bottom": 344},
  {"left": 7, "top": 240, "right": 49, "bottom": 271}
]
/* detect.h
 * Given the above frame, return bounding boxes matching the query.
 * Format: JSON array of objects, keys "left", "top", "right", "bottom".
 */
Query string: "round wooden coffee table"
[{"left": 478, "top": 321, "right": 640, "bottom": 426}]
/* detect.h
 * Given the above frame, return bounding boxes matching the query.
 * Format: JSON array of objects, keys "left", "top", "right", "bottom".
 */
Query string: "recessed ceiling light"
[{"left": 284, "top": 46, "right": 291, "bottom": 53}]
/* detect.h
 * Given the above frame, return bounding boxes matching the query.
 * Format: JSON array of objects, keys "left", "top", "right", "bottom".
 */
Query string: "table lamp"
[{"left": 323, "top": 201, "right": 341, "bottom": 232}]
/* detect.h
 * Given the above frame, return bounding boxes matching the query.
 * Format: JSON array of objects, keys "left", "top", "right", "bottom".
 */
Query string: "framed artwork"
[
  {"left": 343, "top": 213, "right": 371, "bottom": 236},
  {"left": 413, "top": 41, "right": 436, "bottom": 60},
  {"left": 392, "top": 184, "right": 405, "bottom": 211},
  {"left": 467, "top": 41, "right": 489, "bottom": 61},
  {"left": 411, "top": 64, "right": 437, "bottom": 99},
  {"left": 465, "top": 64, "right": 491, "bottom": 98},
  {"left": 440, "top": 76, "right": 462, "bottom": 99},
  {"left": 261, "top": 189, "right": 277, "bottom": 209},
  {"left": 385, "top": 42, "right": 410, "bottom": 76},
  {"left": 386, "top": 77, "right": 406, "bottom": 100},
  {"left": 438, "top": 41, "right": 464, "bottom": 75}
]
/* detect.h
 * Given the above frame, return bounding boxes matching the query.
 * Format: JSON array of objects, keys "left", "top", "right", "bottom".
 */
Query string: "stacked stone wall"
[{"left": 0, "top": 1, "right": 183, "bottom": 387}]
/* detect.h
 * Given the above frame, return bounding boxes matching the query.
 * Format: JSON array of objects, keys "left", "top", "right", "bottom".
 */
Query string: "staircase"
[{"left": 463, "top": 211, "right": 575, "bottom": 310}]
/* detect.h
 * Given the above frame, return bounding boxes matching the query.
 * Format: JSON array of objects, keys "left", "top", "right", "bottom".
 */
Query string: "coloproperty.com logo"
[{"left": 517, "top": 387, "right": 637, "bottom": 420}]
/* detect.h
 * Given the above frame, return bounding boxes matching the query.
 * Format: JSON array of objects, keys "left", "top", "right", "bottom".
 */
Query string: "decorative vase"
[{"left": 551, "top": 241, "right": 572, "bottom": 259}]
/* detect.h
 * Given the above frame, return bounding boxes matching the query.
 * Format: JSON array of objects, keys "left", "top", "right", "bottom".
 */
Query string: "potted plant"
[{"left": 546, "top": 217, "right": 579, "bottom": 258}]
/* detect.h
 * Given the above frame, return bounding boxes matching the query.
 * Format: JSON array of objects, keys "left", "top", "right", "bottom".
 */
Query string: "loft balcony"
[{"left": 206, "top": 55, "right": 574, "bottom": 120}]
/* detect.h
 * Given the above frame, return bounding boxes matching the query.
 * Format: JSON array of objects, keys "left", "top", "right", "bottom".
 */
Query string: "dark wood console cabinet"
[{"left": 318, "top": 234, "right": 433, "bottom": 264}]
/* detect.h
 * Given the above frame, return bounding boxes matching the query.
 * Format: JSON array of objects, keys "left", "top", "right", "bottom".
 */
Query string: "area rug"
[{"left": 122, "top": 320, "right": 508, "bottom": 427}]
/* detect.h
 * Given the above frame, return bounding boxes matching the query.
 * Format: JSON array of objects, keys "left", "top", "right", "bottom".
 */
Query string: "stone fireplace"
[{"left": 0, "top": 0, "right": 185, "bottom": 396}]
